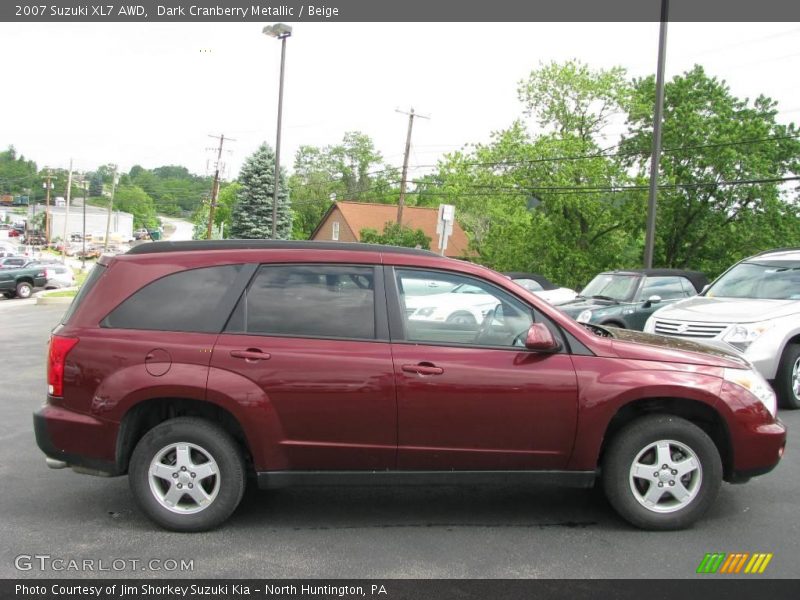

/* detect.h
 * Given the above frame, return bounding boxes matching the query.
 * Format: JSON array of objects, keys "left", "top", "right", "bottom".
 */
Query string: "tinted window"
[
  {"left": 638, "top": 276, "right": 691, "bottom": 301},
  {"left": 62, "top": 264, "right": 106, "bottom": 325},
  {"left": 397, "top": 269, "right": 534, "bottom": 348},
  {"left": 226, "top": 265, "right": 376, "bottom": 340},
  {"left": 103, "top": 264, "right": 244, "bottom": 332}
]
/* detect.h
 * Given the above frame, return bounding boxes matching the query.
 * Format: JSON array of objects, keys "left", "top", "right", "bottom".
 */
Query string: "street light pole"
[
  {"left": 263, "top": 23, "right": 292, "bottom": 240},
  {"left": 643, "top": 0, "right": 669, "bottom": 268}
]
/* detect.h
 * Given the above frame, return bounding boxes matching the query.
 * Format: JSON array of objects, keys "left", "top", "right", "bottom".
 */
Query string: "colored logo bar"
[{"left": 697, "top": 553, "right": 773, "bottom": 574}]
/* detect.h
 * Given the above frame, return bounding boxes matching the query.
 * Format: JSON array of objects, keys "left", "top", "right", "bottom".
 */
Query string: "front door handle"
[
  {"left": 230, "top": 349, "right": 271, "bottom": 361},
  {"left": 402, "top": 363, "right": 444, "bottom": 375}
]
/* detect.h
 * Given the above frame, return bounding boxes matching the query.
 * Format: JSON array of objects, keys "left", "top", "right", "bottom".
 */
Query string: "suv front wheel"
[
  {"left": 602, "top": 415, "right": 722, "bottom": 530},
  {"left": 129, "top": 417, "right": 246, "bottom": 532}
]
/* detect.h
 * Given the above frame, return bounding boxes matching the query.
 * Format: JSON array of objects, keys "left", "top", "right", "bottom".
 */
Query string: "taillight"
[
  {"left": 48, "top": 335, "right": 79, "bottom": 397},
  {"left": 45, "top": 268, "right": 54, "bottom": 279}
]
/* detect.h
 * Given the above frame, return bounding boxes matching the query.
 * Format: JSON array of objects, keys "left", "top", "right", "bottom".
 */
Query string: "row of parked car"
[
  {"left": 0, "top": 242, "right": 76, "bottom": 298},
  {"left": 404, "top": 250, "right": 798, "bottom": 409},
  {"left": 503, "top": 250, "right": 800, "bottom": 409}
]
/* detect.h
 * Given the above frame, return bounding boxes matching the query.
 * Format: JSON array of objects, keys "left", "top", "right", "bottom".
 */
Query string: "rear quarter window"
[
  {"left": 61, "top": 264, "right": 106, "bottom": 325},
  {"left": 102, "top": 264, "right": 245, "bottom": 333}
]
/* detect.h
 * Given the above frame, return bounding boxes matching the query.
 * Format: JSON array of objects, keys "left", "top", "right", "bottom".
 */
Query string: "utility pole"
[
  {"left": 643, "top": 0, "right": 669, "bottom": 268},
  {"left": 395, "top": 108, "right": 429, "bottom": 227},
  {"left": 82, "top": 178, "right": 87, "bottom": 271},
  {"left": 43, "top": 170, "right": 54, "bottom": 245},
  {"left": 104, "top": 164, "right": 118, "bottom": 252},
  {"left": 206, "top": 133, "right": 235, "bottom": 240},
  {"left": 61, "top": 159, "right": 73, "bottom": 262}
]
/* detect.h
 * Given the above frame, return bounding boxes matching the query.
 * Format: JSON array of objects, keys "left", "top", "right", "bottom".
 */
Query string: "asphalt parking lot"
[{"left": 1, "top": 302, "right": 797, "bottom": 579}]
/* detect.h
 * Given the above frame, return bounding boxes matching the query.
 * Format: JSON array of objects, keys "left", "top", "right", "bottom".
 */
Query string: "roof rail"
[
  {"left": 751, "top": 247, "right": 800, "bottom": 257},
  {"left": 126, "top": 239, "right": 439, "bottom": 257}
]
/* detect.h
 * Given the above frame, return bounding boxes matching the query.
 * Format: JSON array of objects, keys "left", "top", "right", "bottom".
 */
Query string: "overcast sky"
[{"left": 2, "top": 22, "right": 799, "bottom": 182}]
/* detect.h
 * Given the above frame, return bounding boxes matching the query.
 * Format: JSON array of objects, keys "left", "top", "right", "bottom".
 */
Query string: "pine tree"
[
  {"left": 89, "top": 173, "right": 104, "bottom": 197},
  {"left": 230, "top": 143, "right": 292, "bottom": 239}
]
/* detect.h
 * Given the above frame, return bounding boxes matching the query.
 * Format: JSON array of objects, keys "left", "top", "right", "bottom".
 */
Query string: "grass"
[
  {"left": 75, "top": 269, "right": 88, "bottom": 287},
  {"left": 44, "top": 290, "right": 77, "bottom": 298}
]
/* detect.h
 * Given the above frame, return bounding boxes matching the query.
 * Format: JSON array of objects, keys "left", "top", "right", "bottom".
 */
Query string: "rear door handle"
[
  {"left": 230, "top": 349, "right": 271, "bottom": 361},
  {"left": 402, "top": 363, "right": 444, "bottom": 375}
]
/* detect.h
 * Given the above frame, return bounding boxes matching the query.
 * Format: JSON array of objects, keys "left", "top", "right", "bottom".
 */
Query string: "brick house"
[{"left": 310, "top": 201, "right": 470, "bottom": 259}]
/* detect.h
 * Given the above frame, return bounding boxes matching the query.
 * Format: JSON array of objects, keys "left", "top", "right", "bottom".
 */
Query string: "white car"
[
  {"left": 405, "top": 283, "right": 498, "bottom": 326},
  {"left": 644, "top": 248, "right": 800, "bottom": 409},
  {"left": 42, "top": 264, "right": 75, "bottom": 289},
  {"left": 503, "top": 272, "right": 578, "bottom": 305}
]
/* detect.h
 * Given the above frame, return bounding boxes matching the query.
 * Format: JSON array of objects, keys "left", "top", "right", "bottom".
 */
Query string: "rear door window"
[{"left": 225, "top": 264, "right": 377, "bottom": 340}]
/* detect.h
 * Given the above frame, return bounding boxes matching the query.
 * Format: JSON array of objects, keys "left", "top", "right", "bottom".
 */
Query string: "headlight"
[
  {"left": 723, "top": 367, "right": 777, "bottom": 417},
  {"left": 577, "top": 310, "right": 593, "bottom": 323},
  {"left": 722, "top": 320, "right": 774, "bottom": 351}
]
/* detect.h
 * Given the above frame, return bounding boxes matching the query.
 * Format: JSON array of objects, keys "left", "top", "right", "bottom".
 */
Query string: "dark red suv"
[{"left": 34, "top": 241, "right": 786, "bottom": 531}]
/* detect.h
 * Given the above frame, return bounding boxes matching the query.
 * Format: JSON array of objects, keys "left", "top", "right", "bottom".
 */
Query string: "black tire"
[
  {"left": 15, "top": 282, "right": 32, "bottom": 299},
  {"left": 774, "top": 344, "right": 800, "bottom": 410},
  {"left": 602, "top": 415, "right": 722, "bottom": 530},
  {"left": 129, "top": 417, "right": 246, "bottom": 532}
]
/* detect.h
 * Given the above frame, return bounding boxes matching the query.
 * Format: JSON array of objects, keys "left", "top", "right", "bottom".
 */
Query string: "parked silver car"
[{"left": 644, "top": 248, "right": 800, "bottom": 409}]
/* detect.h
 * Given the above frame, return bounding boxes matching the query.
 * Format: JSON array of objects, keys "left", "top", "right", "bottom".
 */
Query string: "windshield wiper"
[{"left": 591, "top": 295, "right": 619, "bottom": 303}]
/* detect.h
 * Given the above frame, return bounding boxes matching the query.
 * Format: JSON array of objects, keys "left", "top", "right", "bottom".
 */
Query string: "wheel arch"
[
  {"left": 116, "top": 397, "right": 254, "bottom": 476},
  {"left": 597, "top": 397, "right": 734, "bottom": 480}
]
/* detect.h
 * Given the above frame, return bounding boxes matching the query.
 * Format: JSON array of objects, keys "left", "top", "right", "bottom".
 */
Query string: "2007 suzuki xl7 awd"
[{"left": 34, "top": 241, "right": 786, "bottom": 531}]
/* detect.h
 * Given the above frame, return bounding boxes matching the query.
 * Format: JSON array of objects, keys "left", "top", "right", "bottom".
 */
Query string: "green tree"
[
  {"left": 88, "top": 173, "right": 104, "bottom": 197},
  {"left": 622, "top": 65, "right": 800, "bottom": 275},
  {"left": 230, "top": 144, "right": 292, "bottom": 239},
  {"left": 427, "top": 61, "right": 637, "bottom": 288},
  {"left": 289, "top": 131, "right": 399, "bottom": 239},
  {"left": 360, "top": 222, "right": 431, "bottom": 249},
  {"left": 191, "top": 182, "right": 239, "bottom": 240},
  {"left": 113, "top": 185, "right": 159, "bottom": 229},
  {"left": 0, "top": 146, "right": 37, "bottom": 197}
]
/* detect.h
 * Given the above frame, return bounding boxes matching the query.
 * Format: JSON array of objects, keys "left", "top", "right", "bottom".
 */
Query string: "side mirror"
[
  {"left": 524, "top": 322, "right": 560, "bottom": 352},
  {"left": 643, "top": 295, "right": 661, "bottom": 308}
]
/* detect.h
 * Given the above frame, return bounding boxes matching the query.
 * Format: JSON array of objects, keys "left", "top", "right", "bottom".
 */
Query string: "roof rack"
[{"left": 126, "top": 239, "right": 439, "bottom": 257}]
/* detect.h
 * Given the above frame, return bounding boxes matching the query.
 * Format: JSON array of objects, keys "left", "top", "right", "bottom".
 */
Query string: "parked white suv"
[{"left": 644, "top": 248, "right": 800, "bottom": 409}]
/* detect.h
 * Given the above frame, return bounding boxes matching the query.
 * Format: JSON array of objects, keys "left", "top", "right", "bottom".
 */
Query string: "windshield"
[
  {"left": 512, "top": 278, "right": 545, "bottom": 292},
  {"left": 579, "top": 274, "right": 641, "bottom": 302},
  {"left": 707, "top": 261, "right": 800, "bottom": 300}
]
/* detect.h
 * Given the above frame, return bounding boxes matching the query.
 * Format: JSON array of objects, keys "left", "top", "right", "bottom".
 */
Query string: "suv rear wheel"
[
  {"left": 775, "top": 343, "right": 800, "bottom": 409},
  {"left": 129, "top": 417, "right": 245, "bottom": 532},
  {"left": 15, "top": 282, "right": 32, "bottom": 299},
  {"left": 602, "top": 415, "right": 721, "bottom": 530}
]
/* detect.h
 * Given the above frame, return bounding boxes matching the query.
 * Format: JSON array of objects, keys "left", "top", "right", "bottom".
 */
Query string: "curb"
[{"left": 36, "top": 296, "right": 74, "bottom": 305}]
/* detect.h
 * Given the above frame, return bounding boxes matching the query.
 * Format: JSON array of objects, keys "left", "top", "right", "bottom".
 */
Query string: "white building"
[{"left": 28, "top": 204, "right": 134, "bottom": 241}]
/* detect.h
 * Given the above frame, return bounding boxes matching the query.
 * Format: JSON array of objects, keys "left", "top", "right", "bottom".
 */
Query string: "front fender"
[{"left": 567, "top": 356, "right": 724, "bottom": 470}]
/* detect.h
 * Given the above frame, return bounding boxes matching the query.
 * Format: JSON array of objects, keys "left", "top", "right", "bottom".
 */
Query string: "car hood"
[
  {"left": 534, "top": 287, "right": 578, "bottom": 305},
  {"left": 607, "top": 326, "right": 748, "bottom": 369},
  {"left": 653, "top": 296, "right": 800, "bottom": 323},
  {"left": 559, "top": 298, "right": 623, "bottom": 316}
]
